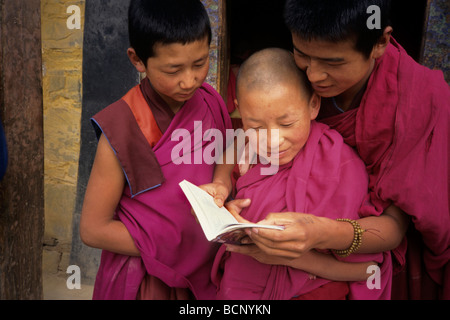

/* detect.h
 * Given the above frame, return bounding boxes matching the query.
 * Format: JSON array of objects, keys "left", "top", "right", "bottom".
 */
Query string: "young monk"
[
  {"left": 210, "top": 48, "right": 392, "bottom": 300},
  {"left": 80, "top": 0, "right": 231, "bottom": 300},
  {"left": 219, "top": 0, "right": 449, "bottom": 299}
]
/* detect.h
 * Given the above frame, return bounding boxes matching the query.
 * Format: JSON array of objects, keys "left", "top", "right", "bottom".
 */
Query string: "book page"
[
  {"left": 179, "top": 180, "right": 238, "bottom": 240},
  {"left": 179, "top": 180, "right": 285, "bottom": 243}
]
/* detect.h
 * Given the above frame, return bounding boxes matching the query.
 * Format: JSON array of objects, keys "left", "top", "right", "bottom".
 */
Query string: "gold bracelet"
[{"left": 333, "top": 219, "right": 365, "bottom": 257}]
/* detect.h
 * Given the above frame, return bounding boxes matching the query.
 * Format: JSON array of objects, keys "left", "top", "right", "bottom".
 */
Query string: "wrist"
[
  {"left": 213, "top": 176, "right": 232, "bottom": 194},
  {"left": 317, "top": 217, "right": 354, "bottom": 250},
  {"left": 332, "top": 219, "right": 365, "bottom": 257}
]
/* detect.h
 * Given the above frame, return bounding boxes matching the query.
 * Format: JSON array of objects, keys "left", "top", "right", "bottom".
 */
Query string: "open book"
[{"left": 179, "top": 180, "right": 284, "bottom": 245}]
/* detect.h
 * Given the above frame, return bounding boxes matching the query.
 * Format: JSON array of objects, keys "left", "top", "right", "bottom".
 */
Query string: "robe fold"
[
  {"left": 212, "top": 121, "right": 392, "bottom": 300},
  {"left": 91, "top": 79, "right": 231, "bottom": 300},
  {"left": 320, "top": 39, "right": 450, "bottom": 298}
]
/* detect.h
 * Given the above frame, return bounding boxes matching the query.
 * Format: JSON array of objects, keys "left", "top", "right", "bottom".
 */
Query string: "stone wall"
[{"left": 41, "top": 0, "right": 85, "bottom": 277}]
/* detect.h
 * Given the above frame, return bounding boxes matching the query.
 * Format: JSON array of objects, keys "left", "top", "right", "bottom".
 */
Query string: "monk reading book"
[
  {"left": 208, "top": 48, "right": 392, "bottom": 299},
  {"left": 80, "top": 0, "right": 232, "bottom": 300}
]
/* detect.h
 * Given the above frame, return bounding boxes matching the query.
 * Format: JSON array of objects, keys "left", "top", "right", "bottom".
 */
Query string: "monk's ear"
[
  {"left": 309, "top": 92, "right": 321, "bottom": 120},
  {"left": 127, "top": 48, "right": 147, "bottom": 73},
  {"left": 234, "top": 99, "right": 239, "bottom": 111},
  {"left": 371, "top": 26, "right": 393, "bottom": 59}
]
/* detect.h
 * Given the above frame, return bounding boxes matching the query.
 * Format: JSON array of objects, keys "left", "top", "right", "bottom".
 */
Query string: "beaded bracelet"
[{"left": 333, "top": 219, "right": 365, "bottom": 257}]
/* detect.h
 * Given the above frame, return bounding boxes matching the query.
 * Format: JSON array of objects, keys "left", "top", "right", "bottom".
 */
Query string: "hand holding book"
[{"left": 179, "top": 180, "right": 284, "bottom": 245}]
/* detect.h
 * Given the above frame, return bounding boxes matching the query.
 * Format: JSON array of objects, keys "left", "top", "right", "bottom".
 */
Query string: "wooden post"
[
  {"left": 0, "top": 0, "right": 44, "bottom": 299},
  {"left": 202, "top": 0, "right": 229, "bottom": 100}
]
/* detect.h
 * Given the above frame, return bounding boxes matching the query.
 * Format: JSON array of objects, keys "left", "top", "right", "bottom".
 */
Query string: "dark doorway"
[
  {"left": 225, "top": 0, "right": 292, "bottom": 124},
  {"left": 390, "top": 0, "right": 428, "bottom": 62},
  {"left": 226, "top": 0, "right": 429, "bottom": 63},
  {"left": 227, "top": 0, "right": 292, "bottom": 66}
]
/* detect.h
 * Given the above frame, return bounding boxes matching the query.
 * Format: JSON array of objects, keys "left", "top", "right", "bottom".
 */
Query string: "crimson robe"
[
  {"left": 320, "top": 39, "right": 450, "bottom": 299},
  {"left": 90, "top": 78, "right": 232, "bottom": 299},
  {"left": 212, "top": 121, "right": 392, "bottom": 299}
]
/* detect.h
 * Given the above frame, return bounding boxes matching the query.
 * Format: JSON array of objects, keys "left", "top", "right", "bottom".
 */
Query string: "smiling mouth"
[
  {"left": 312, "top": 84, "right": 332, "bottom": 91},
  {"left": 265, "top": 149, "right": 288, "bottom": 159},
  {"left": 178, "top": 91, "right": 195, "bottom": 98}
]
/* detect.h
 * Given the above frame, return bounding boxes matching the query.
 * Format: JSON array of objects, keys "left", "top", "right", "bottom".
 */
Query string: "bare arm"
[
  {"left": 349, "top": 204, "right": 409, "bottom": 253},
  {"left": 199, "top": 138, "right": 236, "bottom": 207},
  {"left": 287, "top": 251, "right": 376, "bottom": 282},
  {"left": 244, "top": 205, "right": 409, "bottom": 259},
  {"left": 225, "top": 200, "right": 380, "bottom": 282},
  {"left": 226, "top": 244, "right": 376, "bottom": 282},
  {"left": 80, "top": 134, "right": 140, "bottom": 256}
]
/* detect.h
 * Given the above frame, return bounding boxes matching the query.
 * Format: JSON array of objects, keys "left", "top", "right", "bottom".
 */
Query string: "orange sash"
[{"left": 122, "top": 85, "right": 163, "bottom": 148}]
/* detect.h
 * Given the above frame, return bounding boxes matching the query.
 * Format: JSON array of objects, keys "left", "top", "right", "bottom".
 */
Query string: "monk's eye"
[
  {"left": 194, "top": 62, "right": 207, "bottom": 68},
  {"left": 326, "top": 61, "right": 346, "bottom": 67}
]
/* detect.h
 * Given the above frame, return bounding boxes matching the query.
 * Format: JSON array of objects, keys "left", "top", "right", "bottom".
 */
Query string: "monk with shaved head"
[
  {"left": 236, "top": 47, "right": 312, "bottom": 100},
  {"left": 234, "top": 48, "right": 319, "bottom": 170}
]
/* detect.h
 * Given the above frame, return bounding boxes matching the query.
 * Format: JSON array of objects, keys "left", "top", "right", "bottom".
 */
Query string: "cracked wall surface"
[{"left": 41, "top": 0, "right": 85, "bottom": 277}]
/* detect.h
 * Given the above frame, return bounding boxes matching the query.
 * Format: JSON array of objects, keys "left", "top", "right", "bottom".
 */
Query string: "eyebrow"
[
  {"left": 194, "top": 55, "right": 209, "bottom": 64},
  {"left": 246, "top": 114, "right": 295, "bottom": 123},
  {"left": 246, "top": 117, "right": 262, "bottom": 123},
  {"left": 276, "top": 114, "right": 293, "bottom": 121},
  {"left": 163, "top": 54, "right": 209, "bottom": 69},
  {"left": 293, "top": 45, "right": 345, "bottom": 63}
]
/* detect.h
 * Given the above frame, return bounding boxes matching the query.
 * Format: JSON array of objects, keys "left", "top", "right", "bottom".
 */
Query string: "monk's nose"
[
  {"left": 306, "top": 60, "right": 327, "bottom": 83},
  {"left": 180, "top": 71, "right": 197, "bottom": 90}
]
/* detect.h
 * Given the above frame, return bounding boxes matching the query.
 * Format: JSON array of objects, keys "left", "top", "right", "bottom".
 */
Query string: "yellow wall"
[{"left": 41, "top": 0, "right": 85, "bottom": 275}]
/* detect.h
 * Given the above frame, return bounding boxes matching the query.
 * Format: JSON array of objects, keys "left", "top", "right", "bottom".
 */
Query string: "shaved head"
[{"left": 236, "top": 48, "right": 312, "bottom": 101}]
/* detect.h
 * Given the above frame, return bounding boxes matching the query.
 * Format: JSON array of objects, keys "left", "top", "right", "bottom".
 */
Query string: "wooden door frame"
[{"left": 0, "top": 0, "right": 44, "bottom": 299}]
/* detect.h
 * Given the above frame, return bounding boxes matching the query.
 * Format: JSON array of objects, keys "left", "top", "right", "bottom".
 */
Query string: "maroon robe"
[
  {"left": 90, "top": 78, "right": 232, "bottom": 299},
  {"left": 320, "top": 39, "right": 450, "bottom": 299}
]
